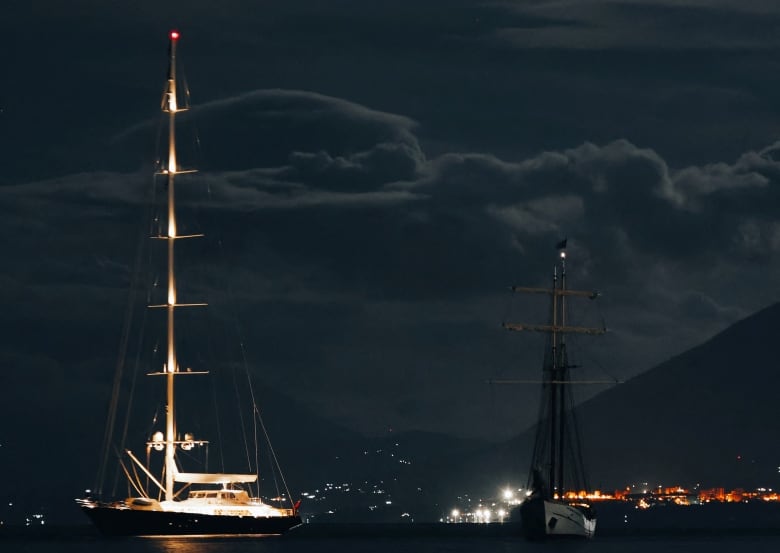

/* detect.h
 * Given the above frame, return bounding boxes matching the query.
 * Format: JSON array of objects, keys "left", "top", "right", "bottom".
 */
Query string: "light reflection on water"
[
  {"left": 136, "top": 536, "right": 524, "bottom": 553},
  {"left": 7, "top": 534, "right": 780, "bottom": 553},
  {"left": 118, "top": 534, "right": 780, "bottom": 553},
  {"left": 138, "top": 536, "right": 290, "bottom": 553}
]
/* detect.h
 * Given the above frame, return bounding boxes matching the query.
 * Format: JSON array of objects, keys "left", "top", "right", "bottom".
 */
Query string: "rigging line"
[
  {"left": 563, "top": 329, "right": 621, "bottom": 385},
  {"left": 266, "top": 441, "right": 282, "bottom": 503},
  {"left": 240, "top": 320, "right": 291, "bottom": 502},
  {"left": 211, "top": 327, "right": 256, "bottom": 492},
  {"left": 147, "top": 446, "right": 153, "bottom": 498},
  {"left": 178, "top": 179, "right": 257, "bottom": 488},
  {"left": 181, "top": 72, "right": 191, "bottom": 109},
  {"left": 235, "top": 339, "right": 262, "bottom": 496},
  {"left": 111, "top": 307, "right": 149, "bottom": 498},
  {"left": 240, "top": 349, "right": 283, "bottom": 503},
  {"left": 500, "top": 284, "right": 515, "bottom": 328},
  {"left": 200, "top": 294, "right": 226, "bottom": 473},
  {"left": 112, "top": 446, "right": 140, "bottom": 498},
  {"left": 590, "top": 296, "right": 617, "bottom": 382},
  {"left": 141, "top": 364, "right": 167, "bottom": 470},
  {"left": 584, "top": 345, "right": 621, "bottom": 384},
  {"left": 247, "top": 349, "right": 261, "bottom": 497},
  {"left": 123, "top": 457, "right": 146, "bottom": 499},
  {"left": 567, "top": 401, "right": 589, "bottom": 492},
  {"left": 232, "top": 314, "right": 262, "bottom": 496},
  {"left": 233, "top": 333, "right": 263, "bottom": 497},
  {"left": 230, "top": 347, "right": 255, "bottom": 477},
  {"left": 96, "top": 270, "right": 136, "bottom": 495},
  {"left": 527, "top": 370, "right": 550, "bottom": 489},
  {"left": 234, "top": 318, "right": 295, "bottom": 505},
  {"left": 209, "top": 358, "right": 226, "bottom": 473},
  {"left": 210, "top": 260, "right": 241, "bottom": 476},
  {"left": 209, "top": 197, "right": 295, "bottom": 503},
  {"left": 115, "top": 222, "right": 160, "bottom": 496},
  {"left": 96, "top": 174, "right": 157, "bottom": 497},
  {"left": 113, "top": 115, "right": 166, "bottom": 499},
  {"left": 253, "top": 402, "right": 294, "bottom": 507},
  {"left": 106, "top": 173, "right": 158, "bottom": 498},
  {"left": 153, "top": 93, "right": 165, "bottom": 174},
  {"left": 182, "top": 75, "right": 204, "bottom": 179},
  {"left": 192, "top": 222, "right": 254, "bottom": 481},
  {"left": 211, "top": 229, "right": 259, "bottom": 495}
]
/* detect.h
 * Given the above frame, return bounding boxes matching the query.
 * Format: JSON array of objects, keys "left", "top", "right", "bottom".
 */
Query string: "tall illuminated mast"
[
  {"left": 77, "top": 31, "right": 302, "bottom": 536},
  {"left": 163, "top": 29, "right": 181, "bottom": 503},
  {"left": 158, "top": 29, "right": 205, "bottom": 501}
]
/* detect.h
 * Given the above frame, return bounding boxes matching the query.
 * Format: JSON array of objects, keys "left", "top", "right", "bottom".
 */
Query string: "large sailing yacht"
[
  {"left": 504, "top": 241, "right": 604, "bottom": 539},
  {"left": 77, "top": 31, "right": 302, "bottom": 537}
]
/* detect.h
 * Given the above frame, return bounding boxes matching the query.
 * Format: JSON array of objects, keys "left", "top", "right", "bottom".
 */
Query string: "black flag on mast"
[{"left": 556, "top": 238, "right": 568, "bottom": 250}]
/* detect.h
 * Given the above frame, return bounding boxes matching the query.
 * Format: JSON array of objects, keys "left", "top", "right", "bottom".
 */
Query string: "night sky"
[{"left": 3, "top": 1, "right": 780, "bottom": 501}]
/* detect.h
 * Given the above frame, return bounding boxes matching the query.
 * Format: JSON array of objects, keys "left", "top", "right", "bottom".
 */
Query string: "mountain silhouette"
[
  {"left": 416, "top": 301, "right": 780, "bottom": 506},
  {"left": 6, "top": 303, "right": 780, "bottom": 525},
  {"left": 578, "top": 302, "right": 780, "bottom": 490}
]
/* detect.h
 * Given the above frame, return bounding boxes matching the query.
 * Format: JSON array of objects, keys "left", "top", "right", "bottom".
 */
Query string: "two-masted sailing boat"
[
  {"left": 77, "top": 31, "right": 302, "bottom": 537},
  {"left": 504, "top": 241, "right": 604, "bottom": 539}
]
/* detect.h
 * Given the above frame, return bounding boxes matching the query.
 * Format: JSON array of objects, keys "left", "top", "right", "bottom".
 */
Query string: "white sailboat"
[
  {"left": 77, "top": 30, "right": 302, "bottom": 537},
  {"left": 504, "top": 241, "right": 604, "bottom": 539}
]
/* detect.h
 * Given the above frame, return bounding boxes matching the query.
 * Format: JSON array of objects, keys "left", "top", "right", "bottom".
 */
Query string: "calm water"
[{"left": 5, "top": 534, "right": 780, "bottom": 553}]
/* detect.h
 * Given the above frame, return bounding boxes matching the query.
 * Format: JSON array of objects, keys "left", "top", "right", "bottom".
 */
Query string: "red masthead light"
[{"left": 170, "top": 30, "right": 180, "bottom": 40}]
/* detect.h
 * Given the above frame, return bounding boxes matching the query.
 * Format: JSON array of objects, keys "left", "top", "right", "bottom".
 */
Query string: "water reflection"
[{"left": 142, "top": 536, "right": 285, "bottom": 553}]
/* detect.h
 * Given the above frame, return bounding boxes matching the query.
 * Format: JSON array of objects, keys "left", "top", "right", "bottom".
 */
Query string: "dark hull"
[
  {"left": 520, "top": 496, "right": 548, "bottom": 540},
  {"left": 520, "top": 498, "right": 547, "bottom": 540},
  {"left": 80, "top": 505, "right": 302, "bottom": 537}
]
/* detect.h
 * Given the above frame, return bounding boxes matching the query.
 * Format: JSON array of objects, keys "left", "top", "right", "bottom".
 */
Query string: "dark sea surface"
[{"left": 4, "top": 527, "right": 780, "bottom": 553}]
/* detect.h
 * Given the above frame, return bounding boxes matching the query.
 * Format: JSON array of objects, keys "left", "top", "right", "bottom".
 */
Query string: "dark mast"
[{"left": 504, "top": 244, "right": 605, "bottom": 497}]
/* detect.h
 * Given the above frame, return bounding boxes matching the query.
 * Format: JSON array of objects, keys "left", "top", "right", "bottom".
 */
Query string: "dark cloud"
[
  {"left": 4, "top": 6, "right": 780, "bottom": 519},
  {"left": 4, "top": 83, "right": 780, "bottom": 446},
  {"left": 497, "top": 1, "right": 780, "bottom": 51}
]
